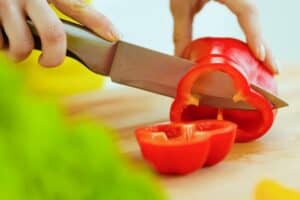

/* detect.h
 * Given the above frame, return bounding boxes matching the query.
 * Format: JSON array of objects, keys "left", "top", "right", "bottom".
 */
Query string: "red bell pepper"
[
  {"left": 135, "top": 120, "right": 237, "bottom": 174},
  {"left": 170, "top": 37, "right": 277, "bottom": 142}
]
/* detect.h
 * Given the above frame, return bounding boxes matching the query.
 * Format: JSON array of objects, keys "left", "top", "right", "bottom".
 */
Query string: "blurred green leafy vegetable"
[{"left": 0, "top": 55, "right": 165, "bottom": 200}]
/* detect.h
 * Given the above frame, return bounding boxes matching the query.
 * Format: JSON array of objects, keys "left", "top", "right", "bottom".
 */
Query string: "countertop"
[{"left": 65, "top": 66, "right": 300, "bottom": 200}]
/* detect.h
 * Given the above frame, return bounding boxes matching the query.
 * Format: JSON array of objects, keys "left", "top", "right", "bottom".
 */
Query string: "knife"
[{"left": 3, "top": 19, "right": 288, "bottom": 110}]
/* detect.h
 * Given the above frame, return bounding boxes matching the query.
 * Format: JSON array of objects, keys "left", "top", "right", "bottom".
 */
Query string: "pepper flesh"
[
  {"left": 135, "top": 120, "right": 237, "bottom": 174},
  {"left": 170, "top": 37, "right": 277, "bottom": 142}
]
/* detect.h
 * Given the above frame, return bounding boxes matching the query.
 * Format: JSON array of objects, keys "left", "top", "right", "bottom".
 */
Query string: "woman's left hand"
[{"left": 170, "top": 0, "right": 278, "bottom": 74}]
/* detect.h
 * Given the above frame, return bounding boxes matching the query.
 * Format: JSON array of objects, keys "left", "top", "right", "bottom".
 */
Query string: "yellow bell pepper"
[
  {"left": 255, "top": 179, "right": 300, "bottom": 200},
  {"left": 19, "top": 0, "right": 105, "bottom": 97}
]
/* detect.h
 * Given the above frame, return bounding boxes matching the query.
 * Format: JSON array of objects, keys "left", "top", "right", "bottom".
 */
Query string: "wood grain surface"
[{"left": 64, "top": 67, "right": 300, "bottom": 200}]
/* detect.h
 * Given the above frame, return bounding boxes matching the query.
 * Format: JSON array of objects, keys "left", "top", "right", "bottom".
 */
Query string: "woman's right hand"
[{"left": 0, "top": 0, "right": 119, "bottom": 67}]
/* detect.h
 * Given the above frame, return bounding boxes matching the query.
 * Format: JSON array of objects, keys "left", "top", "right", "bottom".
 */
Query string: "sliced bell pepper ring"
[
  {"left": 135, "top": 120, "right": 237, "bottom": 174},
  {"left": 170, "top": 37, "right": 277, "bottom": 142}
]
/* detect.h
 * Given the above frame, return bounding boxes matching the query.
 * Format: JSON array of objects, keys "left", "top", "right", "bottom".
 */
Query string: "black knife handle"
[{"left": 2, "top": 19, "right": 117, "bottom": 76}]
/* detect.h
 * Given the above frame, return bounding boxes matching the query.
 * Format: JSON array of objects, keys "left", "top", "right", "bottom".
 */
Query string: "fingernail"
[
  {"left": 107, "top": 27, "right": 120, "bottom": 42},
  {"left": 272, "top": 58, "right": 280, "bottom": 74},
  {"left": 38, "top": 54, "right": 45, "bottom": 66},
  {"left": 256, "top": 43, "right": 266, "bottom": 61},
  {"left": 38, "top": 54, "right": 51, "bottom": 67}
]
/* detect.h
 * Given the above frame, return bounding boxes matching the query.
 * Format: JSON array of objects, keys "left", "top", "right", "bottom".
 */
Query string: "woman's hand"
[
  {"left": 0, "top": 0, "right": 119, "bottom": 67},
  {"left": 170, "top": 0, "right": 278, "bottom": 74}
]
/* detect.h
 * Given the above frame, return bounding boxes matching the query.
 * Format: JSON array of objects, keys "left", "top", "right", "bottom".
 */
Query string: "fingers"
[
  {"left": 0, "top": 0, "right": 34, "bottom": 62},
  {"left": 51, "top": 0, "right": 119, "bottom": 42},
  {"left": 264, "top": 44, "right": 279, "bottom": 74},
  {"left": 218, "top": 0, "right": 278, "bottom": 74},
  {"left": 170, "top": 0, "right": 195, "bottom": 56},
  {"left": 170, "top": 0, "right": 209, "bottom": 56},
  {"left": 25, "top": 0, "right": 67, "bottom": 67}
]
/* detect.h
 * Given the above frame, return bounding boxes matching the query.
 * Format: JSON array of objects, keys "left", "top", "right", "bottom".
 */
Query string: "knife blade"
[
  {"left": 109, "top": 42, "right": 288, "bottom": 109},
  {"left": 6, "top": 19, "right": 287, "bottom": 110}
]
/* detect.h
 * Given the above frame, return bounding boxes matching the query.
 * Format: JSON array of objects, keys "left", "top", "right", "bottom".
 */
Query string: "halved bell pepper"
[
  {"left": 135, "top": 120, "right": 237, "bottom": 174},
  {"left": 170, "top": 37, "right": 277, "bottom": 142}
]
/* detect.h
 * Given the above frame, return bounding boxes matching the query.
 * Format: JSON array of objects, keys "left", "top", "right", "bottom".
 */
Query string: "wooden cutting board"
[{"left": 64, "top": 67, "right": 300, "bottom": 200}]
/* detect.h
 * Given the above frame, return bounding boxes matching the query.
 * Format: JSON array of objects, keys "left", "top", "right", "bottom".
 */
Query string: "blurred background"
[
  {"left": 0, "top": 1, "right": 298, "bottom": 199},
  {"left": 93, "top": 0, "right": 299, "bottom": 88}
]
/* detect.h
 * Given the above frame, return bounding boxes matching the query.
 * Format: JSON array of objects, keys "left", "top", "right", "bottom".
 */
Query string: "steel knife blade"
[{"left": 19, "top": 19, "right": 288, "bottom": 110}]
